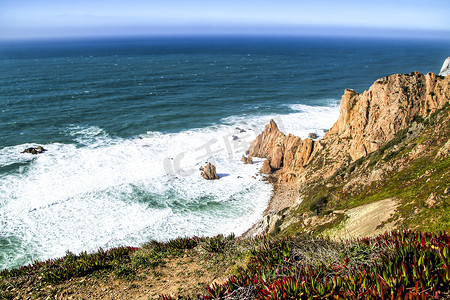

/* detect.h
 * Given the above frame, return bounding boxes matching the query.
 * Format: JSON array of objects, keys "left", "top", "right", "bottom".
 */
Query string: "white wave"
[
  {"left": 0, "top": 102, "right": 339, "bottom": 269},
  {"left": 65, "top": 125, "right": 113, "bottom": 146},
  {"left": 0, "top": 123, "right": 270, "bottom": 269},
  {"left": 222, "top": 102, "right": 340, "bottom": 139},
  {"left": 0, "top": 145, "right": 36, "bottom": 168}
]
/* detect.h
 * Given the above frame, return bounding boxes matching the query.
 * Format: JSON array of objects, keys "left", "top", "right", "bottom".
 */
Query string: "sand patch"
[{"left": 330, "top": 198, "right": 399, "bottom": 240}]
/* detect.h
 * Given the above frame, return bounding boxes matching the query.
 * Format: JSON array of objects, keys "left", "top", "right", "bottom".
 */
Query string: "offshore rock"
[
  {"left": 308, "top": 133, "right": 318, "bottom": 139},
  {"left": 200, "top": 162, "right": 219, "bottom": 180},
  {"left": 241, "top": 155, "right": 253, "bottom": 164},
  {"left": 21, "top": 146, "right": 46, "bottom": 155},
  {"left": 248, "top": 120, "right": 286, "bottom": 169},
  {"left": 439, "top": 57, "right": 450, "bottom": 76}
]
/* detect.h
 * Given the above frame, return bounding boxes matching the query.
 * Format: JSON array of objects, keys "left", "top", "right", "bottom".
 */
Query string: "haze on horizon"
[{"left": 1, "top": 0, "right": 449, "bottom": 40}]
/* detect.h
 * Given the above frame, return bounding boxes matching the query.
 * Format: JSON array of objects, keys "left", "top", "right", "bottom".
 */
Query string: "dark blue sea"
[{"left": 0, "top": 36, "right": 449, "bottom": 270}]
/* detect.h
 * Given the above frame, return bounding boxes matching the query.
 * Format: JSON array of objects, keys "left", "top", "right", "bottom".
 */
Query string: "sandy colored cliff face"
[
  {"left": 245, "top": 71, "right": 450, "bottom": 238},
  {"left": 327, "top": 72, "right": 449, "bottom": 161},
  {"left": 249, "top": 72, "right": 450, "bottom": 185},
  {"left": 248, "top": 121, "right": 316, "bottom": 174}
]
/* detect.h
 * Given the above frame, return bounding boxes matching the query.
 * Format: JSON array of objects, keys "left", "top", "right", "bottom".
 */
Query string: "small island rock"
[
  {"left": 241, "top": 155, "right": 253, "bottom": 164},
  {"left": 200, "top": 162, "right": 219, "bottom": 180},
  {"left": 21, "top": 146, "right": 47, "bottom": 155},
  {"left": 308, "top": 133, "right": 318, "bottom": 139}
]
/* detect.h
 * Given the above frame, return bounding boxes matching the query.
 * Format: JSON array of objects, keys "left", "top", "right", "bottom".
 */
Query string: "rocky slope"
[
  {"left": 2, "top": 70, "right": 450, "bottom": 300},
  {"left": 246, "top": 71, "right": 450, "bottom": 237}
]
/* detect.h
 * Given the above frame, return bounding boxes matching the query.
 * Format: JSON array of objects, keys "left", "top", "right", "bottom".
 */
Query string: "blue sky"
[{"left": 1, "top": 0, "right": 449, "bottom": 40}]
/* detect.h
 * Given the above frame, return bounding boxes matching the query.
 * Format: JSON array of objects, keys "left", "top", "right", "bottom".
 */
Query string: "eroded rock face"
[
  {"left": 200, "top": 162, "right": 219, "bottom": 180},
  {"left": 328, "top": 72, "right": 449, "bottom": 161},
  {"left": 260, "top": 159, "right": 272, "bottom": 174},
  {"left": 425, "top": 193, "right": 441, "bottom": 208},
  {"left": 436, "top": 139, "right": 450, "bottom": 159},
  {"left": 248, "top": 72, "right": 450, "bottom": 183},
  {"left": 248, "top": 120, "right": 315, "bottom": 175}
]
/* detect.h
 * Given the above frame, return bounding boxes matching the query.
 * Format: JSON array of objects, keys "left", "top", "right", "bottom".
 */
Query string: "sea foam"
[{"left": 0, "top": 103, "right": 339, "bottom": 270}]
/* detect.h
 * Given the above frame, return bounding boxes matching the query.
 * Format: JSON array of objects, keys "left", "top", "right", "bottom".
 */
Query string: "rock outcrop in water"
[
  {"left": 308, "top": 133, "right": 318, "bottom": 139},
  {"left": 200, "top": 162, "right": 219, "bottom": 180},
  {"left": 21, "top": 146, "right": 46, "bottom": 155},
  {"left": 241, "top": 155, "right": 253, "bottom": 164},
  {"left": 249, "top": 72, "right": 450, "bottom": 183}
]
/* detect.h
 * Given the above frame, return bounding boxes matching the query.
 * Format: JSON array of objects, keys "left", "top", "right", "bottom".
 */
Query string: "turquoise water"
[{"left": 0, "top": 36, "right": 449, "bottom": 270}]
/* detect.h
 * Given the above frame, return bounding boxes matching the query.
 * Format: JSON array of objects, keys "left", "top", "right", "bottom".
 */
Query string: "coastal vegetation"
[
  {"left": 1, "top": 70, "right": 449, "bottom": 298},
  {"left": 1, "top": 231, "right": 449, "bottom": 299}
]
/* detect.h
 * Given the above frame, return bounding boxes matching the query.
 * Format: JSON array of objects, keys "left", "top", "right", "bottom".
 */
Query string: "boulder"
[
  {"left": 436, "top": 138, "right": 450, "bottom": 159},
  {"left": 260, "top": 160, "right": 272, "bottom": 174},
  {"left": 241, "top": 155, "right": 253, "bottom": 164},
  {"left": 308, "top": 133, "right": 318, "bottom": 139},
  {"left": 425, "top": 193, "right": 441, "bottom": 208},
  {"left": 21, "top": 146, "right": 47, "bottom": 155},
  {"left": 439, "top": 57, "right": 450, "bottom": 76},
  {"left": 200, "top": 162, "right": 219, "bottom": 180}
]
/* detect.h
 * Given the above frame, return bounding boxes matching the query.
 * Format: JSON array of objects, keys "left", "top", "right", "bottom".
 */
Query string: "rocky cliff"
[
  {"left": 246, "top": 71, "right": 450, "bottom": 237},
  {"left": 249, "top": 72, "right": 450, "bottom": 184},
  {"left": 328, "top": 72, "right": 448, "bottom": 159}
]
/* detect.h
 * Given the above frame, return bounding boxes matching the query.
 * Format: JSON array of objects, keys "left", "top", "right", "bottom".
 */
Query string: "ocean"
[{"left": 0, "top": 36, "right": 449, "bottom": 270}]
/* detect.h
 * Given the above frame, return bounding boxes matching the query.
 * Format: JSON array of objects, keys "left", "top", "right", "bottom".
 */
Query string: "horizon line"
[{"left": 1, "top": 25, "right": 450, "bottom": 42}]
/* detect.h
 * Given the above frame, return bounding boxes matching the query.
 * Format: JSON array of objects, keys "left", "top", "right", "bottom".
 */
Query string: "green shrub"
[
  {"left": 201, "top": 231, "right": 450, "bottom": 299},
  {"left": 130, "top": 249, "right": 164, "bottom": 269},
  {"left": 310, "top": 196, "right": 328, "bottom": 215},
  {"left": 377, "top": 128, "right": 408, "bottom": 155},
  {"left": 201, "top": 234, "right": 234, "bottom": 253},
  {"left": 167, "top": 237, "right": 199, "bottom": 250}
]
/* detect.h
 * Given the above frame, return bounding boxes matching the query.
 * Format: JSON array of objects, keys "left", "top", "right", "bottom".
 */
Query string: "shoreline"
[
  {"left": 241, "top": 170, "right": 300, "bottom": 238},
  {"left": 240, "top": 70, "right": 450, "bottom": 240},
  {"left": 263, "top": 176, "right": 300, "bottom": 215}
]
